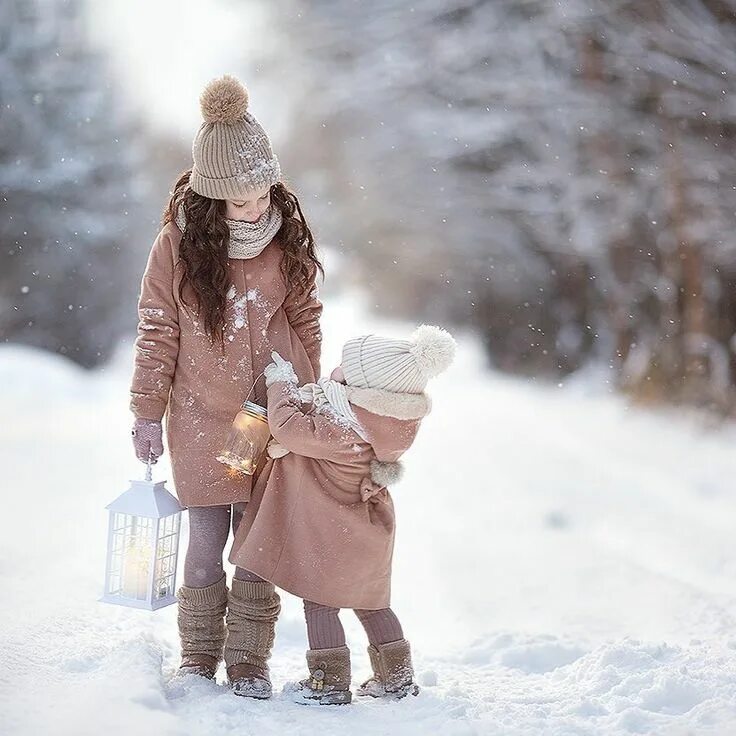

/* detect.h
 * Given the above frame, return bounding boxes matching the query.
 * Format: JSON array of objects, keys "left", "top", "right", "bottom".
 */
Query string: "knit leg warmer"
[
  {"left": 177, "top": 574, "right": 228, "bottom": 674},
  {"left": 224, "top": 579, "right": 281, "bottom": 670}
]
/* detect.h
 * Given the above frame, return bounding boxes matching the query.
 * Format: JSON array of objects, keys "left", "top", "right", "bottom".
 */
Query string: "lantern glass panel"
[
  {"left": 105, "top": 512, "right": 129, "bottom": 597},
  {"left": 153, "top": 513, "right": 180, "bottom": 601}
]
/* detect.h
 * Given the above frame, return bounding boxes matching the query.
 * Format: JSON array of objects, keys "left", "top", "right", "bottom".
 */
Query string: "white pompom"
[{"left": 409, "top": 324, "right": 456, "bottom": 378}]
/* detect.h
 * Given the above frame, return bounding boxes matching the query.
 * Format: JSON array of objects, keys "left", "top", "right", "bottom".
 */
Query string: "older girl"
[{"left": 129, "top": 75, "right": 322, "bottom": 697}]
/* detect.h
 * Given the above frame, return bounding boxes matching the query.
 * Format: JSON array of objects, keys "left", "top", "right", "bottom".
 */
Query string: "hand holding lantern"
[{"left": 131, "top": 419, "right": 163, "bottom": 463}]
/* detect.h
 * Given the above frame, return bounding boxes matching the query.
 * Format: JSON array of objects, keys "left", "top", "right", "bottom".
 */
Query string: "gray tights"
[{"left": 183, "top": 504, "right": 265, "bottom": 587}]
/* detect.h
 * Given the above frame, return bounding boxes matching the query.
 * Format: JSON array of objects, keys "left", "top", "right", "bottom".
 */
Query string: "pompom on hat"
[
  {"left": 341, "top": 325, "right": 457, "bottom": 394},
  {"left": 189, "top": 75, "right": 281, "bottom": 200}
]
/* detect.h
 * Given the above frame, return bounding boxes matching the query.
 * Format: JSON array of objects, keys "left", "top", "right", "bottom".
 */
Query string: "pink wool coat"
[
  {"left": 129, "top": 221, "right": 322, "bottom": 507},
  {"left": 229, "top": 377, "right": 431, "bottom": 610}
]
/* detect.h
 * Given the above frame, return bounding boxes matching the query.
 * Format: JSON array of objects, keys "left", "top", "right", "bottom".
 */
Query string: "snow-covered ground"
[{"left": 2, "top": 296, "right": 736, "bottom": 735}]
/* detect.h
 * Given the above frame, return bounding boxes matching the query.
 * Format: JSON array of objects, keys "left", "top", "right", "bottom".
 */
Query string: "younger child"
[{"left": 229, "top": 325, "right": 456, "bottom": 704}]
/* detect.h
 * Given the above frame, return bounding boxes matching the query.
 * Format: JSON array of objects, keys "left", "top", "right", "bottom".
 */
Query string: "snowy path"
[{"left": 2, "top": 297, "right": 736, "bottom": 735}]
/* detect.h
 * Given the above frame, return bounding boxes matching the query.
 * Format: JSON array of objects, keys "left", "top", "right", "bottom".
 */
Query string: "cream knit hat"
[
  {"left": 190, "top": 75, "right": 281, "bottom": 200},
  {"left": 341, "top": 325, "right": 457, "bottom": 394}
]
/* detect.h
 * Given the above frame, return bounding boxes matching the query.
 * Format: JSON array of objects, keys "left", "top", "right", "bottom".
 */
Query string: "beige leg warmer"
[
  {"left": 177, "top": 574, "right": 228, "bottom": 672},
  {"left": 224, "top": 579, "right": 281, "bottom": 670}
]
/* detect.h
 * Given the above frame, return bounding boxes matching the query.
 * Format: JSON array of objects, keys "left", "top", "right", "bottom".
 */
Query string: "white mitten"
[
  {"left": 266, "top": 439, "right": 290, "bottom": 459},
  {"left": 264, "top": 350, "right": 298, "bottom": 386}
]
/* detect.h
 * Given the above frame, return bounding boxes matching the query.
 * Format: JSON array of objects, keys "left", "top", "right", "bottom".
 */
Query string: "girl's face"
[
  {"left": 225, "top": 186, "right": 271, "bottom": 222},
  {"left": 330, "top": 366, "right": 346, "bottom": 384}
]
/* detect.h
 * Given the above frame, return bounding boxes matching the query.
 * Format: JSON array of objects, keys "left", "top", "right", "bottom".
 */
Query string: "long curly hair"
[{"left": 162, "top": 170, "right": 323, "bottom": 346}]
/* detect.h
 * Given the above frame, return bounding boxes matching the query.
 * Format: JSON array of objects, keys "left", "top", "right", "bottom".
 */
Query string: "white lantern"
[{"left": 101, "top": 462, "right": 183, "bottom": 610}]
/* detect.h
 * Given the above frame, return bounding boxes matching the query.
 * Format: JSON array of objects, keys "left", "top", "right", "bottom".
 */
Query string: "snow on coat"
[
  {"left": 229, "top": 376, "right": 431, "bottom": 610},
  {"left": 129, "top": 221, "right": 322, "bottom": 507}
]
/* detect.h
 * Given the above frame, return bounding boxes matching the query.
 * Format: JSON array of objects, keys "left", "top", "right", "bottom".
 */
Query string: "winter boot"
[
  {"left": 224, "top": 579, "right": 281, "bottom": 698},
  {"left": 176, "top": 575, "right": 228, "bottom": 679},
  {"left": 286, "top": 646, "right": 353, "bottom": 705},
  {"left": 357, "top": 639, "right": 419, "bottom": 699}
]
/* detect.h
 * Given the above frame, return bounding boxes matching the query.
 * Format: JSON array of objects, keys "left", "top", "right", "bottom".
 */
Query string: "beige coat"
[
  {"left": 129, "top": 222, "right": 322, "bottom": 507},
  {"left": 229, "top": 377, "right": 431, "bottom": 610}
]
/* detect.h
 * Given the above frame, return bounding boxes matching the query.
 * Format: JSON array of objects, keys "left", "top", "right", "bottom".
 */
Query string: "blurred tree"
[
  {"left": 283, "top": 0, "right": 735, "bottom": 409},
  {"left": 0, "top": 0, "right": 149, "bottom": 367},
  {"left": 560, "top": 0, "right": 736, "bottom": 407}
]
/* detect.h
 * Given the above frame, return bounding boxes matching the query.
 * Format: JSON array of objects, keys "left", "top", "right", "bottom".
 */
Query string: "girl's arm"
[
  {"left": 283, "top": 266, "right": 323, "bottom": 378},
  {"left": 264, "top": 353, "right": 351, "bottom": 461},
  {"left": 129, "top": 228, "right": 181, "bottom": 421}
]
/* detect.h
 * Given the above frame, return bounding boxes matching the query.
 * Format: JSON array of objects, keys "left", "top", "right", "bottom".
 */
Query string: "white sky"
[{"left": 84, "top": 0, "right": 288, "bottom": 141}]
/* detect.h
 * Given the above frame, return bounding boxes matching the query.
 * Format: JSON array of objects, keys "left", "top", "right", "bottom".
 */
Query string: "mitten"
[
  {"left": 266, "top": 439, "right": 290, "bottom": 459},
  {"left": 132, "top": 418, "right": 164, "bottom": 463},
  {"left": 264, "top": 350, "right": 298, "bottom": 387}
]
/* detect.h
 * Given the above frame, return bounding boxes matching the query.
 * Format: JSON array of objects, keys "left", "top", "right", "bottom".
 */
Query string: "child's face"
[
  {"left": 330, "top": 366, "right": 346, "bottom": 384},
  {"left": 225, "top": 186, "right": 271, "bottom": 222}
]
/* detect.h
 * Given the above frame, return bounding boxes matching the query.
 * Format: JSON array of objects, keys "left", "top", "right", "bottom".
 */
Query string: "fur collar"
[{"left": 345, "top": 386, "right": 431, "bottom": 420}]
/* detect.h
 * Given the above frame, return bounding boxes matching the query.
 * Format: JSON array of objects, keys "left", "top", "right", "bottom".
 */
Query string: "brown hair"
[{"left": 162, "top": 170, "right": 323, "bottom": 345}]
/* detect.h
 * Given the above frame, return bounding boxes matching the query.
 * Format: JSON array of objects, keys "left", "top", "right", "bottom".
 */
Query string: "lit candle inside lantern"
[{"left": 121, "top": 535, "right": 152, "bottom": 599}]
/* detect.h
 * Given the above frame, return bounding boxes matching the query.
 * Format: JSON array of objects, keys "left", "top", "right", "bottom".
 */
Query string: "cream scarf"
[
  {"left": 299, "top": 379, "right": 368, "bottom": 441},
  {"left": 175, "top": 202, "right": 282, "bottom": 259}
]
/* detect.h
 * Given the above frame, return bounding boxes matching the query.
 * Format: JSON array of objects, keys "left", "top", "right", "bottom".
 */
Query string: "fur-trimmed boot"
[
  {"left": 176, "top": 575, "right": 228, "bottom": 679},
  {"left": 287, "top": 646, "right": 353, "bottom": 705},
  {"left": 357, "top": 639, "right": 419, "bottom": 699},
  {"left": 224, "top": 579, "right": 281, "bottom": 698}
]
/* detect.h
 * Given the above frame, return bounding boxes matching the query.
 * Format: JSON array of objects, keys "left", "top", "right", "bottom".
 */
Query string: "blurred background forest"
[{"left": 1, "top": 0, "right": 735, "bottom": 411}]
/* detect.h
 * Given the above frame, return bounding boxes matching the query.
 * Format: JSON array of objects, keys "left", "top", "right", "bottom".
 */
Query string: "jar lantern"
[{"left": 216, "top": 400, "right": 270, "bottom": 476}]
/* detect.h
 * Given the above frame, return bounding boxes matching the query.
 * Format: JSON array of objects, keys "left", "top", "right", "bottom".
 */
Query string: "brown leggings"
[{"left": 303, "top": 600, "right": 404, "bottom": 649}]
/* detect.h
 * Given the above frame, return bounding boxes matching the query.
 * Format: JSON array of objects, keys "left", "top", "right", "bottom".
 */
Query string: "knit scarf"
[
  {"left": 299, "top": 379, "right": 368, "bottom": 441},
  {"left": 175, "top": 202, "right": 282, "bottom": 259}
]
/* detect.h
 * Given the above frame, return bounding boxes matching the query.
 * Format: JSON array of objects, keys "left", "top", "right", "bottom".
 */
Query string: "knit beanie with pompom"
[
  {"left": 190, "top": 75, "right": 281, "bottom": 200},
  {"left": 341, "top": 325, "right": 457, "bottom": 394}
]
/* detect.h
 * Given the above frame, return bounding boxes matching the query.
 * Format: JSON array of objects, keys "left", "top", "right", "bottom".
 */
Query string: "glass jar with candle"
[{"left": 216, "top": 400, "right": 270, "bottom": 476}]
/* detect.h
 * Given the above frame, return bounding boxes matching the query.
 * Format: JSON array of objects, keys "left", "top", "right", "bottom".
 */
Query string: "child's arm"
[
  {"left": 264, "top": 352, "right": 351, "bottom": 461},
  {"left": 129, "top": 228, "right": 181, "bottom": 422},
  {"left": 283, "top": 266, "right": 323, "bottom": 378}
]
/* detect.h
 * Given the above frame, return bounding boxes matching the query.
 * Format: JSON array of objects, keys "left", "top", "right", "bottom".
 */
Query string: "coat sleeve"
[
  {"left": 129, "top": 228, "right": 180, "bottom": 421},
  {"left": 283, "top": 266, "right": 323, "bottom": 378},
  {"left": 266, "top": 380, "right": 352, "bottom": 461}
]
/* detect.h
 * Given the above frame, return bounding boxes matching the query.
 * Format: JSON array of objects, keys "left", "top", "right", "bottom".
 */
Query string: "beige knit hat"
[
  {"left": 190, "top": 75, "right": 281, "bottom": 200},
  {"left": 341, "top": 325, "right": 457, "bottom": 394}
]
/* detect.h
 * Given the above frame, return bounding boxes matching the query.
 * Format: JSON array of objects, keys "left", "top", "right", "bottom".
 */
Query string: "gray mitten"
[{"left": 132, "top": 418, "right": 164, "bottom": 463}]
